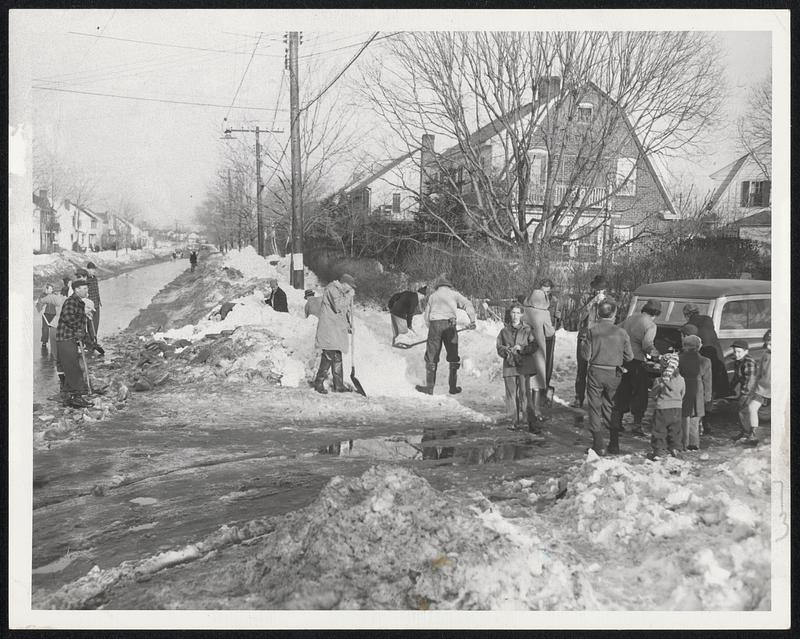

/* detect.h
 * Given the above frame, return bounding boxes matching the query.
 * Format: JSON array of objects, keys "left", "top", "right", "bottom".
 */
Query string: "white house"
[{"left": 706, "top": 142, "right": 771, "bottom": 224}]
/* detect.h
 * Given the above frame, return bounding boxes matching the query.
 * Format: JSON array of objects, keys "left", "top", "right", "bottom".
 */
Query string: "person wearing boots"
[
  {"left": 85, "top": 262, "right": 102, "bottom": 336},
  {"left": 36, "top": 283, "right": 59, "bottom": 351},
  {"left": 571, "top": 274, "right": 611, "bottom": 409},
  {"left": 312, "top": 274, "right": 356, "bottom": 394},
  {"left": 613, "top": 298, "right": 662, "bottom": 436},
  {"left": 579, "top": 299, "right": 633, "bottom": 456},
  {"left": 729, "top": 339, "right": 758, "bottom": 442},
  {"left": 522, "top": 286, "right": 554, "bottom": 423},
  {"left": 55, "top": 279, "right": 92, "bottom": 408},
  {"left": 678, "top": 334, "right": 712, "bottom": 451},
  {"left": 738, "top": 330, "right": 771, "bottom": 446},
  {"left": 415, "top": 276, "right": 476, "bottom": 395},
  {"left": 496, "top": 303, "right": 539, "bottom": 430}
]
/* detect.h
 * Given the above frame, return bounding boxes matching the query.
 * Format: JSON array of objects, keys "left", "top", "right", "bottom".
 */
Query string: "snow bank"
[{"left": 33, "top": 246, "right": 176, "bottom": 284}]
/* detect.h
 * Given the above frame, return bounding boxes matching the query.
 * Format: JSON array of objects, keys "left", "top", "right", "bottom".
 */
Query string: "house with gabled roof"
[
  {"left": 33, "top": 189, "right": 58, "bottom": 253},
  {"left": 705, "top": 142, "right": 771, "bottom": 224}
]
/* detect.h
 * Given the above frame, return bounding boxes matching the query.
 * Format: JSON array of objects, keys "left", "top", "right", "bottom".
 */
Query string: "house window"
[
  {"left": 91, "top": 219, "right": 97, "bottom": 229},
  {"left": 577, "top": 102, "right": 594, "bottom": 123},
  {"left": 616, "top": 157, "right": 637, "bottom": 196},
  {"left": 392, "top": 193, "right": 401, "bottom": 216},
  {"left": 739, "top": 180, "right": 771, "bottom": 208}
]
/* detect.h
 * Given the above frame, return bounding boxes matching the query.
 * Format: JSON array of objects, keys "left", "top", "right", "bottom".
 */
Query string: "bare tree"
[
  {"left": 737, "top": 76, "right": 771, "bottom": 179},
  {"left": 358, "top": 31, "right": 725, "bottom": 272},
  {"left": 33, "top": 140, "right": 98, "bottom": 207}
]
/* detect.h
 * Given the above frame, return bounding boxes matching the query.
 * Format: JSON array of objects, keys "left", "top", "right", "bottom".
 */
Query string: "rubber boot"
[
  {"left": 448, "top": 362, "right": 462, "bottom": 395},
  {"left": 607, "top": 427, "right": 620, "bottom": 455},
  {"left": 332, "top": 355, "right": 350, "bottom": 392},
  {"left": 416, "top": 363, "right": 437, "bottom": 395},
  {"left": 591, "top": 431, "right": 606, "bottom": 456},
  {"left": 69, "top": 393, "right": 92, "bottom": 409},
  {"left": 531, "top": 390, "right": 549, "bottom": 422},
  {"left": 313, "top": 354, "right": 330, "bottom": 394}
]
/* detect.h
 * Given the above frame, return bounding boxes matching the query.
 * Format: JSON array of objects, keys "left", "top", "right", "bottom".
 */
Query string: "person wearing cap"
[
  {"left": 522, "top": 283, "right": 554, "bottom": 421},
  {"left": 36, "top": 284, "right": 58, "bottom": 351},
  {"left": 678, "top": 334, "right": 712, "bottom": 451},
  {"left": 85, "top": 262, "right": 102, "bottom": 336},
  {"left": 647, "top": 352, "right": 685, "bottom": 460},
  {"left": 737, "top": 330, "right": 771, "bottom": 446},
  {"left": 571, "top": 274, "right": 611, "bottom": 409},
  {"left": 55, "top": 279, "right": 91, "bottom": 408},
  {"left": 578, "top": 299, "right": 633, "bottom": 456},
  {"left": 682, "top": 303, "right": 728, "bottom": 399},
  {"left": 265, "top": 278, "right": 288, "bottom": 313},
  {"left": 304, "top": 289, "right": 322, "bottom": 319},
  {"left": 612, "top": 298, "right": 662, "bottom": 436},
  {"left": 729, "top": 338, "right": 757, "bottom": 441},
  {"left": 416, "top": 275, "right": 476, "bottom": 395},
  {"left": 313, "top": 273, "right": 356, "bottom": 393},
  {"left": 388, "top": 286, "right": 428, "bottom": 346}
]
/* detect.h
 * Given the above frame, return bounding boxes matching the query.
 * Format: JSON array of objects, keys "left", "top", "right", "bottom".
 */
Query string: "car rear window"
[
  {"left": 633, "top": 299, "right": 710, "bottom": 323},
  {"left": 720, "top": 298, "right": 771, "bottom": 330}
]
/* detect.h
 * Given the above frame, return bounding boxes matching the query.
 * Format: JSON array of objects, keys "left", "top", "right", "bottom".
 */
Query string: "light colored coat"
[
  {"left": 423, "top": 285, "right": 476, "bottom": 324},
  {"left": 621, "top": 312, "right": 658, "bottom": 361},
  {"left": 315, "top": 280, "right": 353, "bottom": 353}
]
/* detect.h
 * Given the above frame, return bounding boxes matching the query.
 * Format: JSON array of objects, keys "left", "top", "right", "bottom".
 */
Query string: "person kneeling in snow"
[
  {"left": 312, "top": 274, "right": 356, "bottom": 394},
  {"left": 388, "top": 286, "right": 427, "bottom": 345},
  {"left": 415, "top": 276, "right": 475, "bottom": 396},
  {"left": 648, "top": 353, "right": 685, "bottom": 460}
]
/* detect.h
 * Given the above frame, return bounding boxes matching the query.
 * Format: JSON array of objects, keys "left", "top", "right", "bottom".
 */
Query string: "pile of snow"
[{"left": 547, "top": 447, "right": 771, "bottom": 610}]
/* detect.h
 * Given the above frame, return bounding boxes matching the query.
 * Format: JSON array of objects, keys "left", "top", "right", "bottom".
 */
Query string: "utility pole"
[
  {"left": 223, "top": 126, "right": 283, "bottom": 256},
  {"left": 288, "top": 31, "right": 304, "bottom": 289}
]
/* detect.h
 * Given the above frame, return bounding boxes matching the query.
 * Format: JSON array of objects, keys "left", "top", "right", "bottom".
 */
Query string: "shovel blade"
[{"left": 350, "top": 366, "right": 366, "bottom": 396}]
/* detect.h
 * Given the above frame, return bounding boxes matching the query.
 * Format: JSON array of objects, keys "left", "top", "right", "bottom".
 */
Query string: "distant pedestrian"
[
  {"left": 36, "top": 284, "right": 58, "bottom": 350},
  {"left": 304, "top": 290, "right": 322, "bottom": 319},
  {"left": 579, "top": 299, "right": 632, "bottom": 456},
  {"left": 613, "top": 299, "right": 662, "bottom": 436},
  {"left": 85, "top": 262, "right": 102, "bottom": 336},
  {"left": 496, "top": 303, "right": 539, "bottom": 430},
  {"left": 313, "top": 274, "right": 356, "bottom": 394},
  {"left": 729, "top": 339, "right": 758, "bottom": 442},
  {"left": 678, "top": 334, "right": 712, "bottom": 451},
  {"left": 415, "top": 275, "right": 476, "bottom": 396},
  {"left": 190, "top": 251, "right": 198, "bottom": 272},
  {"left": 648, "top": 353, "right": 685, "bottom": 460},
  {"left": 571, "top": 274, "right": 612, "bottom": 409},
  {"left": 388, "top": 286, "right": 427, "bottom": 345},
  {"left": 265, "top": 278, "right": 288, "bottom": 313},
  {"left": 55, "top": 279, "right": 91, "bottom": 408},
  {"left": 737, "top": 330, "right": 771, "bottom": 446}
]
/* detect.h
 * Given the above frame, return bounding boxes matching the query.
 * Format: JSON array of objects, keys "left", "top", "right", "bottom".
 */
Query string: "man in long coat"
[{"left": 313, "top": 274, "right": 356, "bottom": 394}]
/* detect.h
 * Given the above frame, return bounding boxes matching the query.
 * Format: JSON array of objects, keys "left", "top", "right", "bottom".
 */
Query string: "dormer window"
[{"left": 577, "top": 102, "right": 594, "bottom": 123}]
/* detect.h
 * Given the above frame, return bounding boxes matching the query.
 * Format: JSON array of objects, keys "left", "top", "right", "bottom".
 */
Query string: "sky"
[{"left": 10, "top": 10, "right": 775, "bottom": 229}]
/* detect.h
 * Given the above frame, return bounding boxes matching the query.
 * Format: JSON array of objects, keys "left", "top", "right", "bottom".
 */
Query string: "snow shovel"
[
  {"left": 393, "top": 326, "right": 473, "bottom": 350},
  {"left": 350, "top": 322, "right": 366, "bottom": 397}
]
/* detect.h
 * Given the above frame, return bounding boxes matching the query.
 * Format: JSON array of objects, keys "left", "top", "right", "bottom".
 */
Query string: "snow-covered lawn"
[{"left": 33, "top": 246, "right": 177, "bottom": 285}]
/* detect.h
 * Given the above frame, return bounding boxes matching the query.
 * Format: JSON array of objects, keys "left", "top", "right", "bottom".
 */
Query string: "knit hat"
[
  {"left": 75, "top": 268, "right": 89, "bottom": 278},
  {"left": 72, "top": 279, "right": 88, "bottom": 289},
  {"left": 680, "top": 324, "right": 699, "bottom": 336},
  {"left": 304, "top": 289, "right": 315, "bottom": 299},
  {"left": 659, "top": 352, "right": 680, "bottom": 378},
  {"left": 683, "top": 303, "right": 700, "bottom": 316},
  {"left": 682, "top": 334, "right": 702, "bottom": 351},
  {"left": 340, "top": 273, "right": 357, "bottom": 289},
  {"left": 731, "top": 339, "right": 749, "bottom": 350}
]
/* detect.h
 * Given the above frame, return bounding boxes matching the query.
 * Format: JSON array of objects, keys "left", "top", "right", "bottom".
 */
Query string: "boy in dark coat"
[
  {"left": 678, "top": 335, "right": 712, "bottom": 451},
  {"left": 388, "top": 286, "right": 427, "bottom": 345},
  {"left": 265, "top": 278, "right": 289, "bottom": 313}
]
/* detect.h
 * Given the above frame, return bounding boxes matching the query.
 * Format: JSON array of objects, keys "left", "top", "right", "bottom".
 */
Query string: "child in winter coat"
[
  {"left": 648, "top": 352, "right": 685, "bottom": 460},
  {"left": 678, "top": 335, "right": 712, "bottom": 451},
  {"left": 730, "top": 339, "right": 758, "bottom": 442},
  {"left": 738, "top": 330, "right": 771, "bottom": 446},
  {"left": 496, "top": 303, "right": 539, "bottom": 431}
]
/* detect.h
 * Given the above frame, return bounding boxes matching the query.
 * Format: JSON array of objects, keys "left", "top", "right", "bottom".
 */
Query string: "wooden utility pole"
[{"left": 288, "top": 31, "right": 304, "bottom": 288}]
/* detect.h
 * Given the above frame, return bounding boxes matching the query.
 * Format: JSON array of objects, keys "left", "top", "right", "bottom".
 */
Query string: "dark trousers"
[
  {"left": 612, "top": 359, "right": 651, "bottom": 426},
  {"left": 41, "top": 313, "right": 55, "bottom": 344},
  {"left": 92, "top": 307, "right": 100, "bottom": 336},
  {"left": 575, "top": 342, "right": 589, "bottom": 402},
  {"left": 424, "top": 319, "right": 460, "bottom": 366},
  {"left": 315, "top": 349, "right": 345, "bottom": 390},
  {"left": 651, "top": 407, "right": 683, "bottom": 454},
  {"left": 545, "top": 335, "right": 555, "bottom": 387},
  {"left": 702, "top": 346, "right": 730, "bottom": 398},
  {"left": 586, "top": 366, "right": 622, "bottom": 451},
  {"left": 56, "top": 340, "right": 87, "bottom": 395}
]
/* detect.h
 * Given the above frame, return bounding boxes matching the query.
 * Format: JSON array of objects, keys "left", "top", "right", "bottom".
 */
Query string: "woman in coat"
[
  {"left": 496, "top": 303, "right": 539, "bottom": 430},
  {"left": 522, "top": 287, "right": 554, "bottom": 421},
  {"left": 313, "top": 274, "right": 356, "bottom": 394},
  {"left": 678, "top": 334, "right": 713, "bottom": 451}
]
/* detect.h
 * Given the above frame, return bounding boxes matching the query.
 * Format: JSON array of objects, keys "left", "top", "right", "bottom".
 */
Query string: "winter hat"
[
  {"left": 75, "top": 268, "right": 89, "bottom": 278},
  {"left": 268, "top": 278, "right": 279, "bottom": 287},
  {"left": 86, "top": 262, "right": 97, "bottom": 269},
  {"left": 434, "top": 275, "right": 453, "bottom": 289},
  {"left": 731, "top": 339, "right": 749, "bottom": 350},
  {"left": 680, "top": 324, "right": 699, "bottom": 336},
  {"left": 683, "top": 303, "right": 700, "bottom": 316},
  {"left": 682, "top": 334, "right": 702, "bottom": 351},
  {"left": 72, "top": 279, "right": 88, "bottom": 290},
  {"left": 340, "top": 273, "right": 357, "bottom": 289},
  {"left": 659, "top": 353, "right": 680, "bottom": 378},
  {"left": 304, "top": 289, "right": 315, "bottom": 299},
  {"left": 641, "top": 299, "right": 662, "bottom": 316}
]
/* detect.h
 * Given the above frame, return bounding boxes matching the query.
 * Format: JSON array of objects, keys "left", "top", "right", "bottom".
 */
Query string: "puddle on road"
[
  {"left": 317, "top": 426, "right": 547, "bottom": 466},
  {"left": 129, "top": 497, "right": 159, "bottom": 506}
]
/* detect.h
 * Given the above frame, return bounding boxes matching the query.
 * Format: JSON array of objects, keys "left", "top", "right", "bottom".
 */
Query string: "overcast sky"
[{"left": 11, "top": 10, "right": 773, "bottom": 229}]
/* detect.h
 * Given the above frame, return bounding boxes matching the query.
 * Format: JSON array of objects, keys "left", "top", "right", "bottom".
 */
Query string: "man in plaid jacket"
[
  {"left": 55, "top": 279, "right": 91, "bottom": 408},
  {"left": 730, "top": 339, "right": 757, "bottom": 441}
]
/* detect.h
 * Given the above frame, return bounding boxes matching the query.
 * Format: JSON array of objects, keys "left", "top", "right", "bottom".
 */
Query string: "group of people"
[{"left": 36, "top": 261, "right": 103, "bottom": 408}]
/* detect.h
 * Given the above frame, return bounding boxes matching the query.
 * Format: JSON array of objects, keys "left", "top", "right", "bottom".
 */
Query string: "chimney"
[{"left": 420, "top": 134, "right": 436, "bottom": 196}]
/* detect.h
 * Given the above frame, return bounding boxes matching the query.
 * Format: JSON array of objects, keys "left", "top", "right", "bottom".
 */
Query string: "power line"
[
  {"left": 67, "top": 31, "right": 284, "bottom": 58},
  {"left": 31, "top": 85, "right": 290, "bottom": 111},
  {"left": 301, "top": 32, "right": 379, "bottom": 112},
  {"left": 224, "top": 32, "right": 263, "bottom": 122},
  {"left": 300, "top": 32, "right": 399, "bottom": 59}
]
